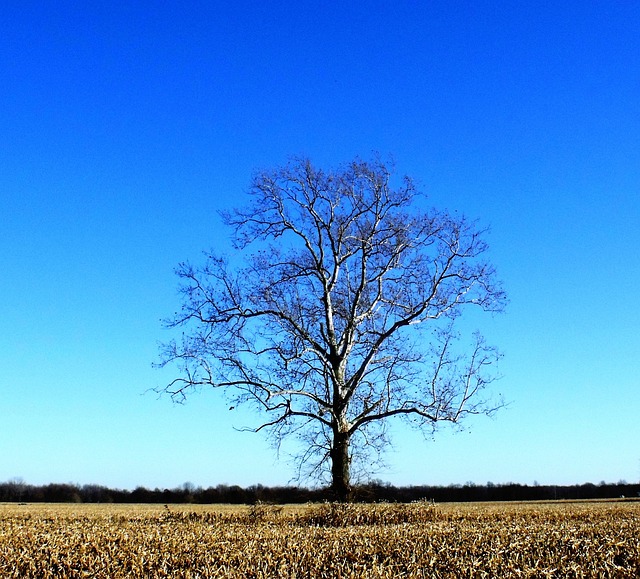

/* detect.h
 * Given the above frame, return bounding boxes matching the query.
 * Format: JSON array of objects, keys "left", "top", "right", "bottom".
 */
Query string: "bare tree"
[{"left": 157, "top": 157, "right": 506, "bottom": 501}]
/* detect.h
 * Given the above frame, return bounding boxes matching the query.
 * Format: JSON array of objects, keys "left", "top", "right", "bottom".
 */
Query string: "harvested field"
[{"left": 1, "top": 500, "right": 639, "bottom": 577}]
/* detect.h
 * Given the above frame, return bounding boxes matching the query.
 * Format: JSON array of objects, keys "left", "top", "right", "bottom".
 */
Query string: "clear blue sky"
[{"left": 2, "top": 1, "right": 639, "bottom": 490}]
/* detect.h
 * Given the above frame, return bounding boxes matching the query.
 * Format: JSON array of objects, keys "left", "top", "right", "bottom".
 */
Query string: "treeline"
[
  {"left": 359, "top": 481, "right": 640, "bottom": 503},
  {"left": 1, "top": 479, "right": 639, "bottom": 504}
]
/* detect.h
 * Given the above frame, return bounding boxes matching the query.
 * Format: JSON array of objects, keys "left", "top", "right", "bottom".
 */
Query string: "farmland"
[{"left": 1, "top": 500, "right": 639, "bottom": 577}]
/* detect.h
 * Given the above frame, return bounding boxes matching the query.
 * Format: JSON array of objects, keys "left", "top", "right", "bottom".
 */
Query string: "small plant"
[{"left": 248, "top": 501, "right": 283, "bottom": 523}]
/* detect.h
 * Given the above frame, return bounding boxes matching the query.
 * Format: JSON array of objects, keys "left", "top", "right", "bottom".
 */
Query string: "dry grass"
[{"left": 1, "top": 500, "right": 639, "bottom": 577}]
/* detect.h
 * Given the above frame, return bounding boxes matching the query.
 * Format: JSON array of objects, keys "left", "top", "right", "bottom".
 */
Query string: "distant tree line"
[{"left": 1, "top": 479, "right": 638, "bottom": 504}]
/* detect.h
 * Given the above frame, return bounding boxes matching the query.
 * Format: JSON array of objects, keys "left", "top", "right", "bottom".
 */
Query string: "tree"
[{"left": 157, "top": 157, "right": 506, "bottom": 501}]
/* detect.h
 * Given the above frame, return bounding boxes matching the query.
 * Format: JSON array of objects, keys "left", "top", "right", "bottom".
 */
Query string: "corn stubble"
[{"left": 1, "top": 501, "right": 638, "bottom": 577}]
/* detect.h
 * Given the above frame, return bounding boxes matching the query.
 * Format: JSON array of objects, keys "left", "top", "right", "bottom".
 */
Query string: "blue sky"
[{"left": 1, "top": 1, "right": 639, "bottom": 490}]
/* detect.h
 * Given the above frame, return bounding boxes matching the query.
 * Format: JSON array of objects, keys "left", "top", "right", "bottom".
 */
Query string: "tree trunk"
[{"left": 330, "top": 430, "right": 351, "bottom": 502}]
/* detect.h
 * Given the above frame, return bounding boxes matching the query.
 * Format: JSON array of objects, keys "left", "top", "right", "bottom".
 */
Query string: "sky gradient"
[{"left": 1, "top": 1, "right": 639, "bottom": 490}]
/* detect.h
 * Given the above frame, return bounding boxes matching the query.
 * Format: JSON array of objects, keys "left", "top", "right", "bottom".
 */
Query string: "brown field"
[{"left": 1, "top": 500, "right": 639, "bottom": 577}]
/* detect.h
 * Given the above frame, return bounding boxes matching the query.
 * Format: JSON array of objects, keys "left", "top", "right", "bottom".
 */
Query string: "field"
[{"left": 1, "top": 500, "right": 639, "bottom": 577}]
